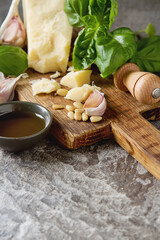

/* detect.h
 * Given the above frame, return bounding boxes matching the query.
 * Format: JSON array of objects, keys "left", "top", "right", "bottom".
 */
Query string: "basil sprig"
[
  {"left": 64, "top": 0, "right": 137, "bottom": 78},
  {"left": 65, "top": 0, "right": 160, "bottom": 77},
  {"left": 0, "top": 45, "right": 28, "bottom": 76}
]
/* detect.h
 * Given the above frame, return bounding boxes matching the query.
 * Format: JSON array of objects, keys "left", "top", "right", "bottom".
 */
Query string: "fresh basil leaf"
[
  {"left": 109, "top": 0, "right": 118, "bottom": 29},
  {"left": 135, "top": 23, "right": 156, "bottom": 37},
  {"left": 89, "top": 0, "right": 118, "bottom": 29},
  {"left": 0, "top": 45, "right": 28, "bottom": 77},
  {"left": 64, "top": 0, "right": 89, "bottom": 27},
  {"left": 145, "top": 23, "right": 156, "bottom": 36},
  {"left": 73, "top": 27, "right": 97, "bottom": 69},
  {"left": 95, "top": 27, "right": 137, "bottom": 78},
  {"left": 82, "top": 15, "right": 99, "bottom": 28},
  {"left": 96, "top": 25, "right": 108, "bottom": 38},
  {"left": 130, "top": 36, "right": 160, "bottom": 72}
]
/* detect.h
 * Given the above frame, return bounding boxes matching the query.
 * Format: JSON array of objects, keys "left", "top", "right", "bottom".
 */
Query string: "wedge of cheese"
[
  {"left": 22, "top": 0, "right": 72, "bottom": 73},
  {"left": 65, "top": 84, "right": 101, "bottom": 103},
  {"left": 60, "top": 70, "right": 92, "bottom": 88}
]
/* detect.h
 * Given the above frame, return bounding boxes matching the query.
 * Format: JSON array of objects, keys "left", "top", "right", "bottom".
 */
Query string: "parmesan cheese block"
[
  {"left": 65, "top": 84, "right": 101, "bottom": 103},
  {"left": 22, "top": 0, "right": 73, "bottom": 73},
  {"left": 60, "top": 70, "right": 92, "bottom": 88},
  {"left": 30, "top": 78, "right": 61, "bottom": 95}
]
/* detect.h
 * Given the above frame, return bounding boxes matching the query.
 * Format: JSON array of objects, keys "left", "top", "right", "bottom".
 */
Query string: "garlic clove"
[
  {"left": 0, "top": 0, "right": 26, "bottom": 48},
  {"left": 0, "top": 73, "right": 25, "bottom": 103},
  {"left": 2, "top": 17, "right": 19, "bottom": 43},
  {"left": 84, "top": 90, "right": 107, "bottom": 116},
  {"left": 83, "top": 90, "right": 103, "bottom": 109}
]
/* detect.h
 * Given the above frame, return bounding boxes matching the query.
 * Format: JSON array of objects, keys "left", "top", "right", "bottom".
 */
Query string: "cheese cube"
[
  {"left": 60, "top": 70, "right": 92, "bottom": 88},
  {"left": 22, "top": 0, "right": 73, "bottom": 73},
  {"left": 65, "top": 84, "right": 101, "bottom": 103}
]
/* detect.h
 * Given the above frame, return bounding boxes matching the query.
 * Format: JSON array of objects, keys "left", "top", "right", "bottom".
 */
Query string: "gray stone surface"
[{"left": 0, "top": 0, "right": 160, "bottom": 239}]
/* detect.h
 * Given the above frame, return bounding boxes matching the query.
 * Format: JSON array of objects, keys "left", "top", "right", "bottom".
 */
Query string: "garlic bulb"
[
  {"left": 0, "top": 72, "right": 26, "bottom": 103},
  {"left": 84, "top": 90, "right": 107, "bottom": 116},
  {"left": 0, "top": 0, "right": 26, "bottom": 47}
]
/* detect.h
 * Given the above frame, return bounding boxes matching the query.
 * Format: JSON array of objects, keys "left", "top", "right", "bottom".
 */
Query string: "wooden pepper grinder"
[{"left": 114, "top": 63, "right": 160, "bottom": 104}]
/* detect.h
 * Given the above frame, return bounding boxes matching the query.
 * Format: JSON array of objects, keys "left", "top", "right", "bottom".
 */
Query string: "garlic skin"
[
  {"left": 0, "top": 0, "right": 26, "bottom": 47},
  {"left": 84, "top": 90, "right": 107, "bottom": 116},
  {"left": 0, "top": 72, "right": 25, "bottom": 103}
]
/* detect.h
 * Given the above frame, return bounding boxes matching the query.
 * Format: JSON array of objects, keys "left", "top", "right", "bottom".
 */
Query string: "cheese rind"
[
  {"left": 23, "top": 0, "right": 72, "bottom": 73},
  {"left": 60, "top": 70, "right": 92, "bottom": 88}
]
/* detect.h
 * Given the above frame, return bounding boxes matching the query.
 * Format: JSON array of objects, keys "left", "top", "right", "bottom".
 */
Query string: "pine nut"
[
  {"left": 73, "top": 102, "right": 83, "bottom": 109},
  {"left": 52, "top": 104, "right": 64, "bottom": 110},
  {"left": 74, "top": 112, "right": 82, "bottom": 121},
  {"left": 75, "top": 109, "right": 84, "bottom": 114},
  {"left": 90, "top": 116, "right": 102, "bottom": 123},
  {"left": 67, "top": 111, "right": 74, "bottom": 119},
  {"left": 56, "top": 88, "right": 68, "bottom": 97},
  {"left": 82, "top": 113, "right": 88, "bottom": 122},
  {"left": 66, "top": 105, "right": 75, "bottom": 112}
]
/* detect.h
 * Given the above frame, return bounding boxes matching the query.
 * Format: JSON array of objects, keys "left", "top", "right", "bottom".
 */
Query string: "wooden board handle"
[
  {"left": 111, "top": 109, "right": 160, "bottom": 180},
  {"left": 114, "top": 63, "right": 160, "bottom": 104}
]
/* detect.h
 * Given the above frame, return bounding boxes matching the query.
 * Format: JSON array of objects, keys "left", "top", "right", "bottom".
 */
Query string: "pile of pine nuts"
[
  {"left": 52, "top": 101, "right": 102, "bottom": 123},
  {"left": 52, "top": 87, "right": 102, "bottom": 123}
]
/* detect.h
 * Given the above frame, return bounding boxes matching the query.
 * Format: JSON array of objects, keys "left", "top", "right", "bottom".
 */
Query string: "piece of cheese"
[
  {"left": 50, "top": 71, "right": 61, "bottom": 79},
  {"left": 22, "top": 0, "right": 73, "bottom": 73},
  {"left": 30, "top": 78, "right": 61, "bottom": 95},
  {"left": 65, "top": 84, "right": 101, "bottom": 103},
  {"left": 60, "top": 70, "right": 92, "bottom": 88}
]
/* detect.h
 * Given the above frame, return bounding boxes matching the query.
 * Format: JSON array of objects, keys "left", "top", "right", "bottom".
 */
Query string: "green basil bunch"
[
  {"left": 64, "top": 0, "right": 160, "bottom": 77},
  {"left": 64, "top": 0, "right": 137, "bottom": 78}
]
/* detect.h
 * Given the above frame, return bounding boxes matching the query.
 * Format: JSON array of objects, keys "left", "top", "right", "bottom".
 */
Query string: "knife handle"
[{"left": 114, "top": 63, "right": 160, "bottom": 104}]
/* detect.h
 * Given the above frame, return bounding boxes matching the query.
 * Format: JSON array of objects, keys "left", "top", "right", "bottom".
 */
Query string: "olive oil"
[{"left": 0, "top": 111, "right": 45, "bottom": 138}]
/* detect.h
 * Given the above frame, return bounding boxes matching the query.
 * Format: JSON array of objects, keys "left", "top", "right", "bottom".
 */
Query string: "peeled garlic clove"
[
  {"left": 84, "top": 90, "right": 107, "bottom": 116},
  {"left": 0, "top": 0, "right": 26, "bottom": 47},
  {"left": 0, "top": 72, "right": 25, "bottom": 103}
]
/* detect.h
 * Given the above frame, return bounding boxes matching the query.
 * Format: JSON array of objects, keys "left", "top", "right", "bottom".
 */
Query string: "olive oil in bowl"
[
  {"left": 0, "top": 111, "right": 45, "bottom": 138},
  {"left": 0, "top": 101, "right": 52, "bottom": 151}
]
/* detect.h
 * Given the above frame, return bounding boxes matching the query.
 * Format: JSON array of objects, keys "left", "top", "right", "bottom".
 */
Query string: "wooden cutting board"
[{"left": 16, "top": 68, "right": 160, "bottom": 180}]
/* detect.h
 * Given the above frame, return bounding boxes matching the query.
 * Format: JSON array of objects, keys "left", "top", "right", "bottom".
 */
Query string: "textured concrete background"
[{"left": 0, "top": 0, "right": 160, "bottom": 239}]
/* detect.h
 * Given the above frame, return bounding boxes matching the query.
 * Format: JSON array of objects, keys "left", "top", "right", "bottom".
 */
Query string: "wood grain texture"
[{"left": 16, "top": 68, "right": 160, "bottom": 180}]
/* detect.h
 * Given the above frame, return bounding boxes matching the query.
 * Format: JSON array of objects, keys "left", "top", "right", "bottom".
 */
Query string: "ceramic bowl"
[{"left": 0, "top": 101, "right": 52, "bottom": 151}]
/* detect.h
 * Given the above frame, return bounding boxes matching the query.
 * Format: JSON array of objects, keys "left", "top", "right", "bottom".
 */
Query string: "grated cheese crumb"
[
  {"left": 50, "top": 71, "right": 61, "bottom": 79},
  {"left": 30, "top": 78, "right": 61, "bottom": 95}
]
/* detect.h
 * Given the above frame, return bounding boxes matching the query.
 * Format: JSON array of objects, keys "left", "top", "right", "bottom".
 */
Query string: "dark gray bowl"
[{"left": 0, "top": 101, "right": 52, "bottom": 152}]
